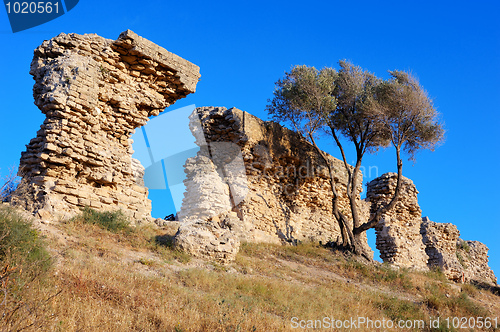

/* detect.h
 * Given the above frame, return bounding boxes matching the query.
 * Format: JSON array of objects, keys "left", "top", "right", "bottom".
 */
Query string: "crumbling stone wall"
[
  {"left": 422, "top": 221, "right": 497, "bottom": 285},
  {"left": 421, "top": 220, "right": 463, "bottom": 280},
  {"left": 367, "top": 173, "right": 497, "bottom": 285},
  {"left": 457, "top": 240, "right": 497, "bottom": 285},
  {"left": 11, "top": 30, "right": 200, "bottom": 222},
  {"left": 174, "top": 106, "right": 372, "bottom": 262},
  {"left": 366, "top": 173, "right": 429, "bottom": 270}
]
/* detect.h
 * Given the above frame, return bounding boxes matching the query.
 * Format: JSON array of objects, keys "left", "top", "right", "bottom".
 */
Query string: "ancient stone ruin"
[
  {"left": 366, "top": 173, "right": 497, "bottom": 286},
  {"left": 11, "top": 30, "right": 200, "bottom": 221},
  {"left": 365, "top": 173, "right": 429, "bottom": 270},
  {"left": 174, "top": 106, "right": 372, "bottom": 262},
  {"left": 12, "top": 31, "right": 496, "bottom": 285},
  {"left": 173, "top": 107, "right": 496, "bottom": 284}
]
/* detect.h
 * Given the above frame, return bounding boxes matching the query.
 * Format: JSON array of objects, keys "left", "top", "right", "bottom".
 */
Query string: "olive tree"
[
  {"left": 266, "top": 65, "right": 354, "bottom": 245},
  {"left": 267, "top": 63, "right": 444, "bottom": 259},
  {"left": 355, "top": 70, "right": 444, "bottom": 234},
  {"left": 324, "top": 61, "right": 390, "bottom": 254}
]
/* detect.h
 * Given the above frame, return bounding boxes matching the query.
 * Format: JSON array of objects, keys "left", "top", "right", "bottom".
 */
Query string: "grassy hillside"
[{"left": 1, "top": 205, "right": 498, "bottom": 331}]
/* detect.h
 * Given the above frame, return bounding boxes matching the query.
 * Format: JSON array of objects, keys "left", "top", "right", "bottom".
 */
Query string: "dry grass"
[{"left": 1, "top": 207, "right": 499, "bottom": 331}]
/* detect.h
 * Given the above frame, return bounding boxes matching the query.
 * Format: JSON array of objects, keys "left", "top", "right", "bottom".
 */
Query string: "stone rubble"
[{"left": 11, "top": 30, "right": 200, "bottom": 222}]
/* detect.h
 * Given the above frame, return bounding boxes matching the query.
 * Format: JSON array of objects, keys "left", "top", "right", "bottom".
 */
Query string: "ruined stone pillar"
[
  {"left": 421, "top": 220, "right": 463, "bottom": 280},
  {"left": 366, "top": 173, "right": 428, "bottom": 270},
  {"left": 422, "top": 220, "right": 497, "bottom": 285},
  {"left": 12, "top": 30, "right": 200, "bottom": 222}
]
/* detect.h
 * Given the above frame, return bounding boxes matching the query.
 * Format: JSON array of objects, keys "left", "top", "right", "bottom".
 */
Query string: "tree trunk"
[
  {"left": 348, "top": 157, "right": 363, "bottom": 229},
  {"left": 354, "top": 145, "right": 403, "bottom": 234},
  {"left": 308, "top": 133, "right": 353, "bottom": 247}
]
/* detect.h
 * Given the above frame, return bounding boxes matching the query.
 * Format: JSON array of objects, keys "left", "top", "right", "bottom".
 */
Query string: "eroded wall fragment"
[
  {"left": 12, "top": 30, "right": 200, "bottom": 222},
  {"left": 174, "top": 106, "right": 373, "bottom": 262},
  {"left": 366, "top": 173, "right": 429, "bottom": 270},
  {"left": 367, "top": 173, "right": 497, "bottom": 285}
]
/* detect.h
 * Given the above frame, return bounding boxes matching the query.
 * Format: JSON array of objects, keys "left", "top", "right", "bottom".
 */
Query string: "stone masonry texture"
[
  {"left": 174, "top": 106, "right": 373, "bottom": 262},
  {"left": 366, "top": 173, "right": 497, "bottom": 285},
  {"left": 366, "top": 173, "right": 429, "bottom": 271},
  {"left": 11, "top": 30, "right": 200, "bottom": 222},
  {"left": 10, "top": 30, "right": 496, "bottom": 279}
]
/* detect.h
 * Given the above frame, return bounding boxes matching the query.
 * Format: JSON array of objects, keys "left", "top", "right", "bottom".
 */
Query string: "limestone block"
[
  {"left": 174, "top": 106, "right": 371, "bottom": 262},
  {"left": 174, "top": 221, "right": 240, "bottom": 264}
]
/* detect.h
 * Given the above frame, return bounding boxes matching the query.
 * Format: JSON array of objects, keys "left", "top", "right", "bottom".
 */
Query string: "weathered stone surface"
[
  {"left": 367, "top": 173, "right": 497, "bottom": 285},
  {"left": 458, "top": 240, "right": 497, "bottom": 285},
  {"left": 11, "top": 30, "right": 200, "bottom": 222},
  {"left": 174, "top": 215, "right": 241, "bottom": 264},
  {"left": 174, "top": 106, "right": 372, "bottom": 261},
  {"left": 366, "top": 173, "right": 429, "bottom": 270},
  {"left": 422, "top": 221, "right": 497, "bottom": 285},
  {"left": 421, "top": 220, "right": 462, "bottom": 279}
]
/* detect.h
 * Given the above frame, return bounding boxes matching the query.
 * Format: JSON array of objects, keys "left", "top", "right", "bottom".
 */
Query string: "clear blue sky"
[{"left": 0, "top": 0, "right": 498, "bottom": 275}]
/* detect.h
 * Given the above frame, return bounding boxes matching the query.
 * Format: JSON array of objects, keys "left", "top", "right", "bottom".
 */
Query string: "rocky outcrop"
[{"left": 11, "top": 30, "right": 200, "bottom": 222}]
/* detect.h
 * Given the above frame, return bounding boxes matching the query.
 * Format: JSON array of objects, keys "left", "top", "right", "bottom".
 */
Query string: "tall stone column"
[
  {"left": 11, "top": 30, "right": 200, "bottom": 222},
  {"left": 366, "top": 173, "right": 429, "bottom": 270}
]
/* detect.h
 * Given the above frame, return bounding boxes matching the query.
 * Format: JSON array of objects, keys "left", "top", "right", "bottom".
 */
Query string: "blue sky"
[{"left": 0, "top": 0, "right": 498, "bottom": 274}]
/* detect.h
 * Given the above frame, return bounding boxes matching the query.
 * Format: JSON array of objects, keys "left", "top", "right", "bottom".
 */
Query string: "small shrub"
[
  {"left": 456, "top": 239, "right": 470, "bottom": 253},
  {"left": 451, "top": 292, "right": 488, "bottom": 317},
  {"left": 461, "top": 283, "right": 478, "bottom": 296},
  {"left": 456, "top": 251, "right": 465, "bottom": 267},
  {"left": 70, "top": 207, "right": 130, "bottom": 233},
  {"left": 138, "top": 258, "right": 155, "bottom": 266},
  {"left": 0, "top": 206, "right": 51, "bottom": 273},
  {"left": 0, "top": 206, "right": 55, "bottom": 330},
  {"left": 425, "top": 266, "right": 447, "bottom": 282}
]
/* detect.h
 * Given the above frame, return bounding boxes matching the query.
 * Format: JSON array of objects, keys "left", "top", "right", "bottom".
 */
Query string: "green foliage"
[
  {"left": 456, "top": 239, "right": 470, "bottom": 252},
  {"left": 266, "top": 65, "right": 336, "bottom": 139},
  {"left": 137, "top": 258, "right": 155, "bottom": 266},
  {"left": 0, "top": 206, "right": 54, "bottom": 331},
  {"left": 332, "top": 60, "right": 390, "bottom": 152},
  {"left": 425, "top": 266, "right": 448, "bottom": 282},
  {"left": 460, "top": 283, "right": 478, "bottom": 297},
  {"left": 375, "top": 70, "right": 445, "bottom": 160},
  {"left": 266, "top": 61, "right": 445, "bottom": 250},
  {"left": 70, "top": 207, "right": 130, "bottom": 233},
  {"left": 0, "top": 206, "right": 51, "bottom": 274},
  {"left": 456, "top": 251, "right": 465, "bottom": 267},
  {"left": 377, "top": 296, "right": 424, "bottom": 323}
]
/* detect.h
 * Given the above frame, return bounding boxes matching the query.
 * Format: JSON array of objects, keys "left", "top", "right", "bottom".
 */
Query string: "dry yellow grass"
[{"left": 1, "top": 207, "right": 499, "bottom": 331}]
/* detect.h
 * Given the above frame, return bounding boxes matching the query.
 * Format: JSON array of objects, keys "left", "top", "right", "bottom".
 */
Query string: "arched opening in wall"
[
  {"left": 131, "top": 105, "right": 200, "bottom": 219},
  {"left": 366, "top": 228, "right": 382, "bottom": 262}
]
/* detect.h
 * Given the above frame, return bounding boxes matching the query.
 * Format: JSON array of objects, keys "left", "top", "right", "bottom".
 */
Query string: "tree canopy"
[{"left": 267, "top": 61, "right": 445, "bottom": 258}]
